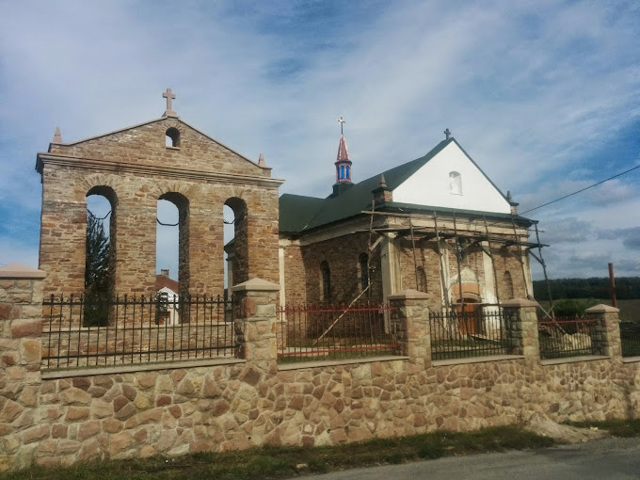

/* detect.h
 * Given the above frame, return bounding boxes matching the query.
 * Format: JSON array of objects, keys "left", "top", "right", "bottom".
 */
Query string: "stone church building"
[{"left": 36, "top": 91, "right": 537, "bottom": 315}]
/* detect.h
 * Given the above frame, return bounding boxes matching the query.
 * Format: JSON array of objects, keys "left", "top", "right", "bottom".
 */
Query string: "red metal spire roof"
[{"left": 336, "top": 134, "right": 350, "bottom": 162}]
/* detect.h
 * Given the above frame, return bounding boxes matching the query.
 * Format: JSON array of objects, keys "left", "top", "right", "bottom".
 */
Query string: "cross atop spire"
[
  {"left": 444, "top": 128, "right": 451, "bottom": 140},
  {"left": 338, "top": 115, "right": 346, "bottom": 135},
  {"left": 162, "top": 88, "right": 177, "bottom": 117},
  {"left": 334, "top": 116, "right": 352, "bottom": 189}
]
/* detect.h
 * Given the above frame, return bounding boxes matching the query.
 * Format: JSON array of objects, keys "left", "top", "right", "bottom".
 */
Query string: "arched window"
[
  {"left": 340, "top": 165, "right": 345, "bottom": 179},
  {"left": 157, "top": 193, "right": 189, "bottom": 300},
  {"left": 359, "top": 253, "right": 369, "bottom": 292},
  {"left": 225, "top": 197, "right": 248, "bottom": 286},
  {"left": 504, "top": 271, "right": 515, "bottom": 299},
  {"left": 85, "top": 186, "right": 117, "bottom": 326},
  {"left": 321, "top": 261, "right": 331, "bottom": 302},
  {"left": 165, "top": 127, "right": 180, "bottom": 148},
  {"left": 416, "top": 266, "right": 427, "bottom": 292},
  {"left": 449, "top": 171, "right": 462, "bottom": 195}
]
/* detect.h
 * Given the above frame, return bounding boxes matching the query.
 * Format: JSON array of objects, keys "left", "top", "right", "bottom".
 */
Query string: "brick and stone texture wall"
[
  {"left": 2, "top": 273, "right": 639, "bottom": 472},
  {"left": 280, "top": 242, "right": 306, "bottom": 305},
  {"left": 37, "top": 117, "right": 282, "bottom": 297},
  {"left": 283, "top": 232, "right": 384, "bottom": 305},
  {"left": 281, "top": 211, "right": 532, "bottom": 312},
  {"left": 396, "top": 239, "right": 444, "bottom": 308}
]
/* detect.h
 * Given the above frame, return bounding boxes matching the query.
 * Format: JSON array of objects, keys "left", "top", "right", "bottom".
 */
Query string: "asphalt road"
[{"left": 300, "top": 437, "right": 640, "bottom": 480}]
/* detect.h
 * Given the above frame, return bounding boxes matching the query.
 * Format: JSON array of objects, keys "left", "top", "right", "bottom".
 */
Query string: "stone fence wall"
[{"left": 1, "top": 268, "right": 639, "bottom": 472}]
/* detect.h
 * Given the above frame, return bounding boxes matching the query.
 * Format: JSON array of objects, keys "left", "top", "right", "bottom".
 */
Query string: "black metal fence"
[
  {"left": 620, "top": 322, "right": 640, "bottom": 358},
  {"left": 538, "top": 315, "right": 598, "bottom": 359},
  {"left": 429, "top": 305, "right": 509, "bottom": 360},
  {"left": 42, "top": 293, "right": 237, "bottom": 370},
  {"left": 276, "top": 302, "right": 398, "bottom": 362}
]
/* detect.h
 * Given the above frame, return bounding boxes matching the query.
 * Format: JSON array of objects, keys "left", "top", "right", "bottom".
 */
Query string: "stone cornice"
[
  {"left": 36, "top": 152, "right": 285, "bottom": 188},
  {"left": 0, "top": 263, "right": 46, "bottom": 279}
]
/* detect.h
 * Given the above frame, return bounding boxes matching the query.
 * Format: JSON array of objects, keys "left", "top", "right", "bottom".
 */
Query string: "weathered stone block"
[
  {"left": 22, "top": 424, "right": 49, "bottom": 444},
  {"left": 61, "top": 388, "right": 91, "bottom": 405}
]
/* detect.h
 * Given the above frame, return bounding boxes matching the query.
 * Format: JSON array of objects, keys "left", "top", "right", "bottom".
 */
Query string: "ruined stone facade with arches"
[{"left": 36, "top": 100, "right": 282, "bottom": 298}]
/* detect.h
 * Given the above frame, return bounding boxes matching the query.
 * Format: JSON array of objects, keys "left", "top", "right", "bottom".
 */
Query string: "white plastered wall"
[{"left": 393, "top": 142, "right": 511, "bottom": 214}]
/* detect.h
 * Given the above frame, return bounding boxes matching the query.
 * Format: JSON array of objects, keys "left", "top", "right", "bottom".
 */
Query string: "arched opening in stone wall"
[
  {"left": 85, "top": 186, "right": 117, "bottom": 326},
  {"left": 223, "top": 204, "right": 236, "bottom": 289},
  {"left": 165, "top": 127, "right": 180, "bottom": 147},
  {"left": 156, "top": 193, "right": 190, "bottom": 301},
  {"left": 224, "top": 197, "right": 248, "bottom": 287}
]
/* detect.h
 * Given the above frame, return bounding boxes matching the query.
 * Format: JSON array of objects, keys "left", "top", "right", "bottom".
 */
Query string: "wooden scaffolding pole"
[
  {"left": 511, "top": 216, "right": 530, "bottom": 298},
  {"left": 453, "top": 211, "right": 464, "bottom": 311},
  {"left": 433, "top": 212, "right": 450, "bottom": 310}
]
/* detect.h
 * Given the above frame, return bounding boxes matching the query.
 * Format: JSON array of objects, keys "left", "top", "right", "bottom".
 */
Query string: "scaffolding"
[
  {"left": 313, "top": 205, "right": 552, "bottom": 342},
  {"left": 357, "top": 208, "right": 550, "bottom": 308}
]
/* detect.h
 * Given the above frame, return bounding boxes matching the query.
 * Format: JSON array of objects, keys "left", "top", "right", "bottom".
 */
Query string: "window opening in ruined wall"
[
  {"left": 156, "top": 193, "right": 190, "bottom": 308},
  {"left": 85, "top": 187, "right": 117, "bottom": 327},
  {"left": 165, "top": 127, "right": 180, "bottom": 148},
  {"left": 224, "top": 198, "right": 248, "bottom": 288},
  {"left": 223, "top": 204, "right": 235, "bottom": 289}
]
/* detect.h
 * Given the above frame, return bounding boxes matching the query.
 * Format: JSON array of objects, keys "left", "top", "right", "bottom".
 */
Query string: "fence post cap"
[
  {"left": 502, "top": 298, "right": 539, "bottom": 308},
  {"left": 585, "top": 304, "right": 619, "bottom": 314},
  {"left": 388, "top": 289, "right": 429, "bottom": 300},
  {"left": 231, "top": 278, "right": 280, "bottom": 293},
  {"left": 0, "top": 263, "right": 46, "bottom": 279}
]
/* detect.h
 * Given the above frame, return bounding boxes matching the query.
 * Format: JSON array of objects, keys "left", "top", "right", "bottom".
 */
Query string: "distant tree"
[
  {"left": 84, "top": 212, "right": 111, "bottom": 326},
  {"left": 552, "top": 298, "right": 598, "bottom": 317},
  {"left": 533, "top": 277, "right": 640, "bottom": 301}
]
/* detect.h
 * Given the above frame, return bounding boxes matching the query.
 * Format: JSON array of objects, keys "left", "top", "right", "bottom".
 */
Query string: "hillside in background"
[{"left": 533, "top": 277, "right": 640, "bottom": 301}]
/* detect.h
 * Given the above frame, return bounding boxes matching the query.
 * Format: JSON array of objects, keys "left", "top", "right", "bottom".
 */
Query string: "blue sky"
[{"left": 1, "top": 0, "right": 639, "bottom": 281}]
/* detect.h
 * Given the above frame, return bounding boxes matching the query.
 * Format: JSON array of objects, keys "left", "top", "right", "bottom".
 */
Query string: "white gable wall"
[{"left": 393, "top": 142, "right": 511, "bottom": 214}]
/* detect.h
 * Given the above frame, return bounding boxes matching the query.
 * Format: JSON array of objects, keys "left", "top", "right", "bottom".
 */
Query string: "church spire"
[{"left": 334, "top": 116, "right": 352, "bottom": 186}]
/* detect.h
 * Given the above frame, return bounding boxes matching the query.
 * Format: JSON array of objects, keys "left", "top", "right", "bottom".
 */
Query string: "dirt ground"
[{"left": 524, "top": 414, "right": 609, "bottom": 443}]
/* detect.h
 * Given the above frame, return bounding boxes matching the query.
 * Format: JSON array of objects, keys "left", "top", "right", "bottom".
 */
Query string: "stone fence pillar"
[
  {"left": 388, "top": 289, "right": 430, "bottom": 366},
  {"left": 502, "top": 298, "right": 540, "bottom": 362},
  {"left": 586, "top": 304, "right": 621, "bottom": 358},
  {"left": 0, "top": 264, "right": 46, "bottom": 472},
  {"left": 231, "top": 278, "right": 279, "bottom": 367}
]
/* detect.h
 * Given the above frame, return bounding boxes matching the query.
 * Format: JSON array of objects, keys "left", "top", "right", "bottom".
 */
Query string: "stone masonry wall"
[
  {"left": 37, "top": 117, "right": 281, "bottom": 297},
  {"left": 1, "top": 273, "right": 639, "bottom": 472}
]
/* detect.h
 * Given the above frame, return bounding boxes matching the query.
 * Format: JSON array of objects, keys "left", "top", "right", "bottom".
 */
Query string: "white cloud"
[{"left": 1, "top": 0, "right": 639, "bottom": 282}]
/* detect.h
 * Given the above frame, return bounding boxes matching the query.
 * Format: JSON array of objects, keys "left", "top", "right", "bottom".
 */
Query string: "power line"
[
  {"left": 520, "top": 163, "right": 640, "bottom": 215},
  {"left": 88, "top": 210, "right": 111, "bottom": 221}
]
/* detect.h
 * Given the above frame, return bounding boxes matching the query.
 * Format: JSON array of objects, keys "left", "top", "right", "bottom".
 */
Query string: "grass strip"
[
  {"left": 0, "top": 425, "right": 557, "bottom": 480},
  {"left": 564, "top": 418, "right": 640, "bottom": 438}
]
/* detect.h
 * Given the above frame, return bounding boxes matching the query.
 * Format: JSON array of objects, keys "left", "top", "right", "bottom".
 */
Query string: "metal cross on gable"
[{"left": 338, "top": 116, "right": 346, "bottom": 135}]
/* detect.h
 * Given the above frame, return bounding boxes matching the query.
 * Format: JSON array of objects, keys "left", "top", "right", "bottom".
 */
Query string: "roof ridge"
[{"left": 47, "top": 117, "right": 263, "bottom": 169}]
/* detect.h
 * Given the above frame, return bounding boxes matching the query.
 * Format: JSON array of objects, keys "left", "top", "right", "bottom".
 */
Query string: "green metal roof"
[{"left": 279, "top": 137, "right": 531, "bottom": 235}]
